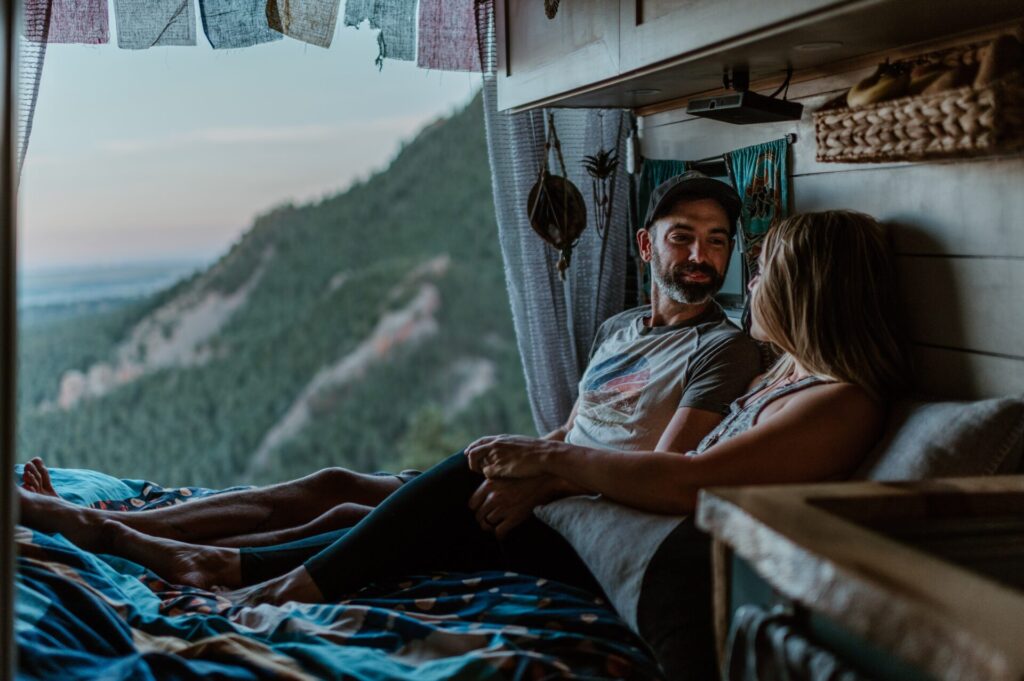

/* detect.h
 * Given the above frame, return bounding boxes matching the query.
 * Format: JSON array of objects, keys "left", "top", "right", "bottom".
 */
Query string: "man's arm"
[
  {"left": 654, "top": 406, "right": 725, "bottom": 454},
  {"left": 540, "top": 399, "right": 579, "bottom": 442},
  {"left": 474, "top": 383, "right": 883, "bottom": 515}
]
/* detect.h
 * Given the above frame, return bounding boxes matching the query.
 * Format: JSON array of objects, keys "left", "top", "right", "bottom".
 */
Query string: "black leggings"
[{"left": 239, "top": 452, "right": 602, "bottom": 601}]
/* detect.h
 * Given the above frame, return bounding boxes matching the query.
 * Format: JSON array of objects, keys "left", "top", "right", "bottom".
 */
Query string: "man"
[{"left": 18, "top": 171, "right": 761, "bottom": 584}]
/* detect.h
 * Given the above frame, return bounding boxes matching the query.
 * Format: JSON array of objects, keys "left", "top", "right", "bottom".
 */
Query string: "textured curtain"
[
  {"left": 19, "top": 0, "right": 54, "bottom": 178},
  {"left": 475, "top": 1, "right": 632, "bottom": 434}
]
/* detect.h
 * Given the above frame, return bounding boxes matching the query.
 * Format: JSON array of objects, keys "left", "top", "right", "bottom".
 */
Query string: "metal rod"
[{"left": 688, "top": 133, "right": 798, "bottom": 170}]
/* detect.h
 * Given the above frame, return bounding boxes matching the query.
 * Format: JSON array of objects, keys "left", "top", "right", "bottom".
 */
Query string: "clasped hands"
[{"left": 465, "top": 435, "right": 564, "bottom": 539}]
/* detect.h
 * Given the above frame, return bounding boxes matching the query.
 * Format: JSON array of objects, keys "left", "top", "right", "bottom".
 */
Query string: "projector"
[{"left": 686, "top": 91, "right": 803, "bottom": 124}]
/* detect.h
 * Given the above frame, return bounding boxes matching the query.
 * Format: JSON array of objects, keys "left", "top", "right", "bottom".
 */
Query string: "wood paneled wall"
[{"left": 640, "top": 70, "right": 1024, "bottom": 400}]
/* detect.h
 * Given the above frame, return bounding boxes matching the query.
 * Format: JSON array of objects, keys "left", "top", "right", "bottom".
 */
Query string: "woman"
[{"left": 22, "top": 210, "right": 911, "bottom": 606}]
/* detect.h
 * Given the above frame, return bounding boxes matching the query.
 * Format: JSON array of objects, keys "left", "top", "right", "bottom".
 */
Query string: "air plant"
[{"left": 582, "top": 148, "right": 619, "bottom": 239}]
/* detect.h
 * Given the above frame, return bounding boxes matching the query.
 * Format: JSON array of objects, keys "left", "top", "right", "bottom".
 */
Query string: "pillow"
[
  {"left": 855, "top": 394, "right": 1024, "bottom": 480},
  {"left": 535, "top": 497, "right": 717, "bottom": 681},
  {"left": 14, "top": 465, "right": 136, "bottom": 506}
]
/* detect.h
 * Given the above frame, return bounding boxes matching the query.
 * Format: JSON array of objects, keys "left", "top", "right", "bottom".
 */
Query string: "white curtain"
[{"left": 476, "top": 1, "right": 633, "bottom": 433}]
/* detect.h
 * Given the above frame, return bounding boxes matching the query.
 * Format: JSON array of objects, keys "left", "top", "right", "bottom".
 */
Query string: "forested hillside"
[{"left": 18, "top": 93, "right": 535, "bottom": 487}]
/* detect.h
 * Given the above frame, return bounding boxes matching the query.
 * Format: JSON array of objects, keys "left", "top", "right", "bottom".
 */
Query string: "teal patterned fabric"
[
  {"left": 636, "top": 159, "right": 688, "bottom": 230},
  {"left": 15, "top": 468, "right": 662, "bottom": 680},
  {"left": 725, "top": 137, "right": 791, "bottom": 277}
]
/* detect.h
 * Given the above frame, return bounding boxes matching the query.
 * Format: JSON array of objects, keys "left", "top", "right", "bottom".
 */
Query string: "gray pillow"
[{"left": 856, "top": 394, "right": 1024, "bottom": 480}]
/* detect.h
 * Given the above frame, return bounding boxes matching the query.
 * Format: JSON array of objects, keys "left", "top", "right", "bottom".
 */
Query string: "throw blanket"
[{"left": 15, "top": 469, "right": 663, "bottom": 680}]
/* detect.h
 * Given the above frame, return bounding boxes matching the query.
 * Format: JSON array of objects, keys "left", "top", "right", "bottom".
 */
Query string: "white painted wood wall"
[{"left": 640, "top": 67, "right": 1024, "bottom": 399}]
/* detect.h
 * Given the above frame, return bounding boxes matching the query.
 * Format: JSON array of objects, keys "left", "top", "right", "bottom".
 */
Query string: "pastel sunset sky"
[{"left": 19, "top": 3, "right": 479, "bottom": 270}]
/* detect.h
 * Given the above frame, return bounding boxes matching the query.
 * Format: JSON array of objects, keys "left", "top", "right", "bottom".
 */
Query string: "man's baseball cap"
[{"left": 644, "top": 170, "right": 742, "bottom": 236}]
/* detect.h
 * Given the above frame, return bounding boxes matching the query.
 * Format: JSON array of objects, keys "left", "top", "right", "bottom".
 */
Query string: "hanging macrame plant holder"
[
  {"left": 527, "top": 113, "right": 587, "bottom": 279},
  {"left": 544, "top": 0, "right": 560, "bottom": 19},
  {"left": 582, "top": 148, "right": 618, "bottom": 239}
]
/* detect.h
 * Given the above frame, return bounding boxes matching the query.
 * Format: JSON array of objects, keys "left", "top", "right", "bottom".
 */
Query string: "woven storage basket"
[{"left": 814, "top": 43, "right": 1024, "bottom": 163}]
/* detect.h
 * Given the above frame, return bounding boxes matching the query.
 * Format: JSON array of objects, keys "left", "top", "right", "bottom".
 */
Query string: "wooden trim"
[
  {"left": 0, "top": 0, "right": 15, "bottom": 674},
  {"left": 711, "top": 539, "right": 732, "bottom": 677}
]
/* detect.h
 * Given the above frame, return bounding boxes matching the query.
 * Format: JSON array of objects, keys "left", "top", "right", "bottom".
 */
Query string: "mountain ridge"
[{"left": 18, "top": 92, "right": 534, "bottom": 487}]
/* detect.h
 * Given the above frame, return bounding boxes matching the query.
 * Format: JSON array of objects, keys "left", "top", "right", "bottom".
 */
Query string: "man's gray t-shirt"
[{"left": 565, "top": 302, "right": 762, "bottom": 452}]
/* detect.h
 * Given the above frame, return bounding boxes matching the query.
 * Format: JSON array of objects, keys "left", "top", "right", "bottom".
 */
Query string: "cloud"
[{"left": 98, "top": 116, "right": 429, "bottom": 155}]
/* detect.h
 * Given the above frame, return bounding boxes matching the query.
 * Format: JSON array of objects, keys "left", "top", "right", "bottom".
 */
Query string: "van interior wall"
[{"left": 639, "top": 66, "right": 1024, "bottom": 401}]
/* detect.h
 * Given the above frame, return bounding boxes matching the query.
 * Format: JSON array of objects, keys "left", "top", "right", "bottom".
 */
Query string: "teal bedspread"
[{"left": 14, "top": 467, "right": 663, "bottom": 680}]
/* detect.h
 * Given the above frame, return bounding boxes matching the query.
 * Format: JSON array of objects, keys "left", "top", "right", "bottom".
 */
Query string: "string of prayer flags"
[
  {"left": 345, "top": 0, "right": 417, "bottom": 67},
  {"left": 417, "top": 0, "right": 480, "bottom": 72},
  {"left": 199, "top": 0, "right": 283, "bottom": 49},
  {"left": 114, "top": 0, "right": 196, "bottom": 48},
  {"left": 266, "top": 0, "right": 341, "bottom": 48},
  {"left": 24, "top": 0, "right": 109, "bottom": 44}
]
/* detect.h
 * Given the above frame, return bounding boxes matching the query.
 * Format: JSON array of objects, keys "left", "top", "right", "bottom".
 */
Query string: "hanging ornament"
[
  {"left": 544, "top": 0, "right": 560, "bottom": 19},
  {"left": 582, "top": 148, "right": 618, "bottom": 240},
  {"left": 527, "top": 113, "right": 587, "bottom": 279}
]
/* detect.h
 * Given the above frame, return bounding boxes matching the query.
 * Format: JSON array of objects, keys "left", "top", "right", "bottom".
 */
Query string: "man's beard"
[{"left": 650, "top": 249, "right": 724, "bottom": 305}]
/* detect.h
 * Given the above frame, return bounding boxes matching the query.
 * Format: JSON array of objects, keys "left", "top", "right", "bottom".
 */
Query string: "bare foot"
[
  {"left": 17, "top": 486, "right": 107, "bottom": 551},
  {"left": 102, "top": 521, "right": 242, "bottom": 590},
  {"left": 216, "top": 566, "right": 325, "bottom": 607},
  {"left": 20, "top": 464, "right": 40, "bottom": 493},
  {"left": 21, "top": 457, "right": 59, "bottom": 498}
]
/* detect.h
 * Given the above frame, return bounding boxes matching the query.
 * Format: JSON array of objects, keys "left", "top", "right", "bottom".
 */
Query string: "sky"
[{"left": 19, "top": 3, "right": 480, "bottom": 271}]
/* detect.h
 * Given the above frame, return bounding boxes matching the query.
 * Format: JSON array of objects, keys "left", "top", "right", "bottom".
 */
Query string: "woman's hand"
[
  {"left": 468, "top": 477, "right": 561, "bottom": 539},
  {"left": 464, "top": 435, "right": 559, "bottom": 479}
]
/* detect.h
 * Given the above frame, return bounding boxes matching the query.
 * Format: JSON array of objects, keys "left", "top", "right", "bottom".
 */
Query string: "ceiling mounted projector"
[
  {"left": 687, "top": 65, "right": 803, "bottom": 124},
  {"left": 686, "top": 90, "right": 803, "bottom": 124}
]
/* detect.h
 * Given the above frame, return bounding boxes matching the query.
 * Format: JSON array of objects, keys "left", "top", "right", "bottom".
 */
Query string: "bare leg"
[
  {"left": 18, "top": 485, "right": 239, "bottom": 588},
  {"left": 102, "top": 521, "right": 242, "bottom": 590},
  {"left": 17, "top": 486, "right": 116, "bottom": 552},
  {"left": 209, "top": 502, "right": 373, "bottom": 548},
  {"left": 21, "top": 459, "right": 401, "bottom": 543}
]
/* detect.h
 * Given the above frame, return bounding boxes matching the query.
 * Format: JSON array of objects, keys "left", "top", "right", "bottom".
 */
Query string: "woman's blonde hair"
[{"left": 752, "top": 210, "right": 911, "bottom": 400}]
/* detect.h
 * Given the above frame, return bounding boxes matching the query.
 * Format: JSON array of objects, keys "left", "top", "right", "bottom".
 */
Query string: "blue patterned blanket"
[{"left": 15, "top": 468, "right": 663, "bottom": 680}]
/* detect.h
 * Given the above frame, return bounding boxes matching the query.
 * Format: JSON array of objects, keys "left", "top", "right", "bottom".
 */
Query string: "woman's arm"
[{"left": 470, "top": 383, "right": 883, "bottom": 515}]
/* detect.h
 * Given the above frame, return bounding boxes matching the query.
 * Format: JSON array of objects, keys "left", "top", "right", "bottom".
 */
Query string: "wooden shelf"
[
  {"left": 496, "top": 0, "right": 1024, "bottom": 113},
  {"left": 697, "top": 477, "right": 1024, "bottom": 681}
]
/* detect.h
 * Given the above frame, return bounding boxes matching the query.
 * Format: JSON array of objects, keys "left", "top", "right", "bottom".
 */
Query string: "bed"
[{"left": 14, "top": 467, "right": 664, "bottom": 680}]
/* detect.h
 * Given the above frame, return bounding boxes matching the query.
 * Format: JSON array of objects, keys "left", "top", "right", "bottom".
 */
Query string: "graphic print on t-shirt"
[{"left": 581, "top": 353, "right": 651, "bottom": 419}]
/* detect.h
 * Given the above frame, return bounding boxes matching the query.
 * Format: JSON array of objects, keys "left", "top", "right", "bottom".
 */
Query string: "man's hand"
[
  {"left": 468, "top": 476, "right": 562, "bottom": 540},
  {"left": 465, "top": 435, "right": 560, "bottom": 479}
]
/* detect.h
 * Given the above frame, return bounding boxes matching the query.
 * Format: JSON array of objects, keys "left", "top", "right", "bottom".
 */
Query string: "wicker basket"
[{"left": 814, "top": 42, "right": 1024, "bottom": 163}]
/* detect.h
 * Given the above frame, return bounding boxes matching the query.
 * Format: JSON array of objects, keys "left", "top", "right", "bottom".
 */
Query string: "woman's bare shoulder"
[{"left": 785, "top": 380, "right": 883, "bottom": 424}]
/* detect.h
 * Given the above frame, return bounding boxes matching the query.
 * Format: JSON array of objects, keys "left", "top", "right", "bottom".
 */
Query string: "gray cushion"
[
  {"left": 535, "top": 498, "right": 718, "bottom": 681},
  {"left": 534, "top": 495, "right": 683, "bottom": 630},
  {"left": 856, "top": 394, "right": 1024, "bottom": 480}
]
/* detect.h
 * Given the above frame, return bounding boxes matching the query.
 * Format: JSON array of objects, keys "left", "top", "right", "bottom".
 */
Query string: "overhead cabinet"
[{"left": 495, "top": 0, "right": 1024, "bottom": 113}]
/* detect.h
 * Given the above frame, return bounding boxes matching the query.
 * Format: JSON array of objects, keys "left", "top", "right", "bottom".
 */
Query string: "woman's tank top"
[{"left": 694, "top": 375, "right": 831, "bottom": 454}]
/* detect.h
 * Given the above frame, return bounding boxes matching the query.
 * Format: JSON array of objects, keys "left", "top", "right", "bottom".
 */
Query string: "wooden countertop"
[{"left": 696, "top": 476, "right": 1024, "bottom": 681}]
